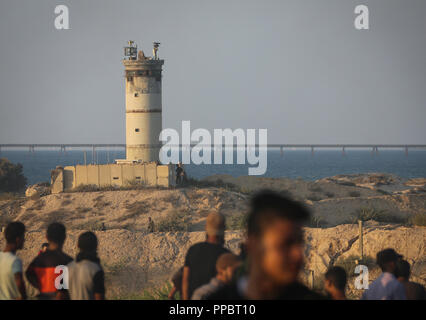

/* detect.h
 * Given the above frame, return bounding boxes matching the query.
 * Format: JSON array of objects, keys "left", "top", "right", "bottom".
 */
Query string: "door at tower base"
[{"left": 50, "top": 162, "right": 175, "bottom": 193}]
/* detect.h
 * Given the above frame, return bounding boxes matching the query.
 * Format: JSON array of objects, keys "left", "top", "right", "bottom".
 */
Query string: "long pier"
[
  {"left": 1, "top": 144, "right": 426, "bottom": 148},
  {"left": 1, "top": 144, "right": 425, "bottom": 155},
  {"left": 0, "top": 144, "right": 425, "bottom": 164},
  {"left": 1, "top": 144, "right": 426, "bottom": 150}
]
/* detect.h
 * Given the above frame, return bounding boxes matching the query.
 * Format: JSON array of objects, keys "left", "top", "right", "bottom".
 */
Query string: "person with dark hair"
[
  {"left": 192, "top": 253, "right": 242, "bottom": 300},
  {"left": 67, "top": 232, "right": 105, "bottom": 300},
  {"left": 324, "top": 266, "right": 347, "bottom": 300},
  {"left": 0, "top": 221, "right": 26, "bottom": 300},
  {"left": 362, "top": 248, "right": 406, "bottom": 300},
  {"left": 38, "top": 243, "right": 49, "bottom": 255},
  {"left": 26, "top": 222, "right": 73, "bottom": 300},
  {"left": 182, "top": 212, "right": 230, "bottom": 300},
  {"left": 208, "top": 190, "right": 324, "bottom": 300},
  {"left": 395, "top": 259, "right": 425, "bottom": 300},
  {"left": 168, "top": 267, "right": 183, "bottom": 300}
]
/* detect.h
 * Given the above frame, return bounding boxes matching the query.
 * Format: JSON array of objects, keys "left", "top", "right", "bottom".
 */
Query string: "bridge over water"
[{"left": 1, "top": 143, "right": 425, "bottom": 157}]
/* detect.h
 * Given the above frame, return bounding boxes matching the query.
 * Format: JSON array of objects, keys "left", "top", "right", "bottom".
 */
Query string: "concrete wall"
[{"left": 51, "top": 162, "right": 175, "bottom": 193}]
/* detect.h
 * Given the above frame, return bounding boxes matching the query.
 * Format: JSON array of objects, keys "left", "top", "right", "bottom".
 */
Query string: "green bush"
[
  {"left": 0, "top": 158, "right": 27, "bottom": 193},
  {"left": 350, "top": 207, "right": 406, "bottom": 224},
  {"left": 227, "top": 214, "right": 247, "bottom": 230},
  {"left": 307, "top": 216, "right": 326, "bottom": 228},
  {"left": 185, "top": 177, "right": 249, "bottom": 194}
]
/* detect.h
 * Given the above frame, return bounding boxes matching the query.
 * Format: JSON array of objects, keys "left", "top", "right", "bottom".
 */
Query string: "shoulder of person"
[
  {"left": 205, "top": 282, "right": 241, "bottom": 300},
  {"left": 188, "top": 241, "right": 208, "bottom": 252},
  {"left": 28, "top": 252, "right": 43, "bottom": 266},
  {"left": 61, "top": 252, "right": 73, "bottom": 263}
]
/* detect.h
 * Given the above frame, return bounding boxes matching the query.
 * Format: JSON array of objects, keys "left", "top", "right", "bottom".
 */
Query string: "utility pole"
[{"left": 359, "top": 220, "right": 364, "bottom": 259}]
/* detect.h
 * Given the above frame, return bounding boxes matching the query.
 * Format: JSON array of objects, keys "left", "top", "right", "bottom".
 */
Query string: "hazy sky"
[{"left": 0, "top": 0, "right": 425, "bottom": 144}]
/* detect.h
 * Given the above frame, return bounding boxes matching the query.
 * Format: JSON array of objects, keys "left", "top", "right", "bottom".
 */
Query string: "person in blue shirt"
[{"left": 362, "top": 248, "right": 406, "bottom": 300}]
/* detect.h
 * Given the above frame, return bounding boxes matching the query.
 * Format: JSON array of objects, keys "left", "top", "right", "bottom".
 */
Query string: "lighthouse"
[
  {"left": 50, "top": 40, "right": 174, "bottom": 193},
  {"left": 122, "top": 41, "right": 164, "bottom": 163}
]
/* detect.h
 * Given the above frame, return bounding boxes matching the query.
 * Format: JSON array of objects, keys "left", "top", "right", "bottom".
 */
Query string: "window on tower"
[
  {"left": 134, "top": 92, "right": 139, "bottom": 97},
  {"left": 135, "top": 128, "right": 140, "bottom": 132}
]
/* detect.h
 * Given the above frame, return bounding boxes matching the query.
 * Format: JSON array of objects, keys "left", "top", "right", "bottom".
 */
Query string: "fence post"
[
  {"left": 309, "top": 270, "right": 315, "bottom": 289},
  {"left": 358, "top": 220, "right": 363, "bottom": 259}
]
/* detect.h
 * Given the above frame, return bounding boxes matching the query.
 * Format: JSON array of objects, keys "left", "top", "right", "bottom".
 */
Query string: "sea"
[{"left": 1, "top": 149, "right": 426, "bottom": 185}]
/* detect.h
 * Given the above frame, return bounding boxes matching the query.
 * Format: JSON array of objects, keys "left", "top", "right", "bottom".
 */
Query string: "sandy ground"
[{"left": 0, "top": 172, "right": 425, "bottom": 299}]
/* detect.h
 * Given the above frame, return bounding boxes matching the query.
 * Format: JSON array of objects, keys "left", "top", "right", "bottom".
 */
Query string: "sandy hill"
[{"left": 0, "top": 173, "right": 424, "bottom": 299}]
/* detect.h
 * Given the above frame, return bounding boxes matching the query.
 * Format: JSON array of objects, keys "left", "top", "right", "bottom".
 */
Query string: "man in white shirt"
[
  {"left": 0, "top": 221, "right": 27, "bottom": 300},
  {"left": 362, "top": 248, "right": 406, "bottom": 300}
]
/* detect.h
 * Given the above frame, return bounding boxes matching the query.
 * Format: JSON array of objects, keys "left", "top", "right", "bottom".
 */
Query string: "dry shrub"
[{"left": 156, "top": 210, "right": 192, "bottom": 232}]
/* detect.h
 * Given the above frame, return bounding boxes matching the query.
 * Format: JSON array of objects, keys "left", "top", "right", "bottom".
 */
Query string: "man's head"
[
  {"left": 41, "top": 242, "right": 48, "bottom": 252},
  {"left": 4, "top": 221, "right": 25, "bottom": 250},
  {"left": 206, "top": 212, "right": 226, "bottom": 244},
  {"left": 78, "top": 231, "right": 98, "bottom": 253},
  {"left": 246, "top": 190, "right": 310, "bottom": 286},
  {"left": 46, "top": 222, "right": 66, "bottom": 246},
  {"left": 395, "top": 259, "right": 411, "bottom": 281},
  {"left": 216, "top": 253, "right": 242, "bottom": 284},
  {"left": 376, "top": 248, "right": 402, "bottom": 274},
  {"left": 324, "top": 266, "right": 347, "bottom": 294}
]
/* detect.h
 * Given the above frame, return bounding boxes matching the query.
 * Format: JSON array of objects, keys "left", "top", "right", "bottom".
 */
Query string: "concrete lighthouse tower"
[
  {"left": 122, "top": 41, "right": 164, "bottom": 162},
  {"left": 50, "top": 41, "right": 174, "bottom": 193}
]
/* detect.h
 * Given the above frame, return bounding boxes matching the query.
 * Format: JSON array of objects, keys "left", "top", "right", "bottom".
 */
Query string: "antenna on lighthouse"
[{"left": 124, "top": 40, "right": 138, "bottom": 60}]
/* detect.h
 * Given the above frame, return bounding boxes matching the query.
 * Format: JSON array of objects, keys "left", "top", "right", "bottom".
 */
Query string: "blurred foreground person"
[
  {"left": 324, "top": 266, "right": 347, "bottom": 300},
  {"left": 0, "top": 222, "right": 26, "bottom": 300},
  {"left": 67, "top": 232, "right": 105, "bottom": 300},
  {"left": 208, "top": 190, "right": 324, "bottom": 300},
  {"left": 192, "top": 253, "right": 242, "bottom": 300},
  {"left": 182, "top": 212, "right": 229, "bottom": 300},
  {"left": 26, "top": 222, "right": 73, "bottom": 300},
  {"left": 395, "top": 260, "right": 425, "bottom": 300},
  {"left": 361, "top": 248, "right": 406, "bottom": 300},
  {"left": 168, "top": 267, "right": 183, "bottom": 300}
]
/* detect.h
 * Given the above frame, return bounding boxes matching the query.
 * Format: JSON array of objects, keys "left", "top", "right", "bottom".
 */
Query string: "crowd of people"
[
  {"left": 0, "top": 222, "right": 105, "bottom": 300},
  {"left": 0, "top": 190, "right": 424, "bottom": 300}
]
